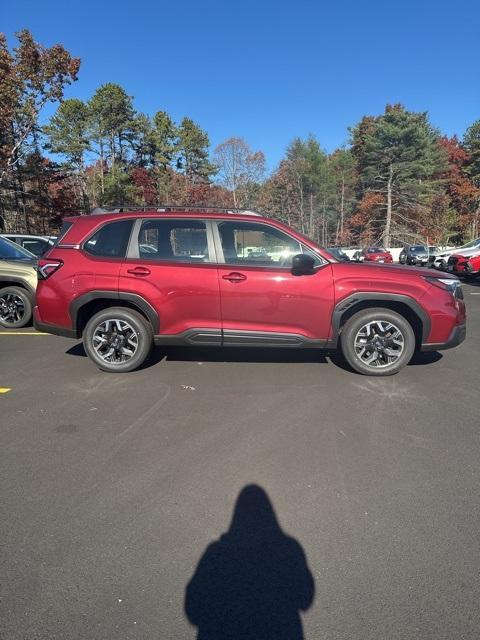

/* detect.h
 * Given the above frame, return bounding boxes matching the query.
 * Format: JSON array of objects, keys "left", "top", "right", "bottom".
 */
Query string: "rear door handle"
[
  {"left": 222, "top": 272, "right": 247, "bottom": 283},
  {"left": 127, "top": 266, "right": 151, "bottom": 276}
]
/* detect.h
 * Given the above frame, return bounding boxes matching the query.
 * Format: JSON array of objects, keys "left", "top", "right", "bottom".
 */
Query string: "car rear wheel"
[
  {"left": 0, "top": 286, "right": 32, "bottom": 328},
  {"left": 83, "top": 307, "right": 153, "bottom": 372},
  {"left": 340, "top": 308, "right": 416, "bottom": 376}
]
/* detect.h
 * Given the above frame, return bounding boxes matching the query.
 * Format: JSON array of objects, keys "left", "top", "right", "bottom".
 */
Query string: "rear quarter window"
[{"left": 84, "top": 220, "right": 134, "bottom": 258}]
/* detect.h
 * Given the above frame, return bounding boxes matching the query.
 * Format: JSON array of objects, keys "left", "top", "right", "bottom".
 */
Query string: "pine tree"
[
  {"left": 44, "top": 98, "right": 90, "bottom": 168},
  {"left": 351, "top": 105, "right": 448, "bottom": 246},
  {"left": 176, "top": 118, "right": 216, "bottom": 185}
]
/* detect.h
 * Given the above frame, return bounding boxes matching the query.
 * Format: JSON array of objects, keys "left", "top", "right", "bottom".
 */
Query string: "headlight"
[{"left": 424, "top": 275, "right": 461, "bottom": 294}]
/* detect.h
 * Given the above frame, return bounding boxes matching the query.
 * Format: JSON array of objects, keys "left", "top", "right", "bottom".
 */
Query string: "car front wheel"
[
  {"left": 340, "top": 308, "right": 416, "bottom": 376},
  {"left": 83, "top": 307, "right": 153, "bottom": 372}
]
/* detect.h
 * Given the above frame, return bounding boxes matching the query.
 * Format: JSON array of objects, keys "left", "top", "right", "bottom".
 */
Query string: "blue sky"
[{"left": 3, "top": 0, "right": 479, "bottom": 170}]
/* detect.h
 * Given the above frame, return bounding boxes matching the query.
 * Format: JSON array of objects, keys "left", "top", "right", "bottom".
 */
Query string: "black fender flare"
[
  {"left": 0, "top": 277, "right": 35, "bottom": 300},
  {"left": 70, "top": 291, "right": 160, "bottom": 333},
  {"left": 328, "top": 292, "right": 430, "bottom": 346}
]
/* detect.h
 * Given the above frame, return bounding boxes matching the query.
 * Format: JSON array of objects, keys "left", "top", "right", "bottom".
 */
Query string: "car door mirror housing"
[{"left": 291, "top": 253, "right": 316, "bottom": 276}]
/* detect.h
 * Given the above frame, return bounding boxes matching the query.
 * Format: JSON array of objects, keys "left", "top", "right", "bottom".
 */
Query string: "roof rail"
[{"left": 90, "top": 205, "right": 263, "bottom": 217}]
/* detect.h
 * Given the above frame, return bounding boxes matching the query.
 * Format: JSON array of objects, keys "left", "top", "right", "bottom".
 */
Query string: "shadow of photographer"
[{"left": 185, "top": 485, "right": 315, "bottom": 639}]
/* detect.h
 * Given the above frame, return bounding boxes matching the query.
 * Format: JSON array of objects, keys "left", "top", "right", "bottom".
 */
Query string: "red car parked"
[
  {"left": 35, "top": 207, "right": 466, "bottom": 376},
  {"left": 362, "top": 247, "right": 393, "bottom": 263},
  {"left": 447, "top": 251, "right": 480, "bottom": 277}
]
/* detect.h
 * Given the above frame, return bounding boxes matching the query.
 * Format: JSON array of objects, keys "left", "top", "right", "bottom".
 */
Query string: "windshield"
[
  {"left": 367, "top": 247, "right": 383, "bottom": 253},
  {"left": 0, "top": 236, "right": 36, "bottom": 261},
  {"left": 410, "top": 245, "right": 426, "bottom": 253}
]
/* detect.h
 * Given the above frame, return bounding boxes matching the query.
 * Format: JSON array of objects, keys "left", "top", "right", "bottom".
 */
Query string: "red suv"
[{"left": 35, "top": 208, "right": 466, "bottom": 376}]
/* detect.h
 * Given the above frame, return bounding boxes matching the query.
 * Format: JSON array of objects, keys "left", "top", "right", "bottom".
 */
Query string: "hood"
[
  {"left": 0, "top": 257, "right": 37, "bottom": 271},
  {"left": 334, "top": 261, "right": 457, "bottom": 280},
  {"left": 436, "top": 245, "right": 480, "bottom": 258}
]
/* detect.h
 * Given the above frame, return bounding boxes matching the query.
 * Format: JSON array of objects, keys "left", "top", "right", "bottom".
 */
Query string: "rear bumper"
[
  {"left": 421, "top": 323, "right": 466, "bottom": 352},
  {"left": 33, "top": 306, "right": 78, "bottom": 338}
]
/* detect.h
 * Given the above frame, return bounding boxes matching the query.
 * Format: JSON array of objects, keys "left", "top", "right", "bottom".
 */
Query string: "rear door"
[
  {"left": 119, "top": 218, "right": 221, "bottom": 343},
  {"left": 213, "top": 219, "right": 335, "bottom": 345}
]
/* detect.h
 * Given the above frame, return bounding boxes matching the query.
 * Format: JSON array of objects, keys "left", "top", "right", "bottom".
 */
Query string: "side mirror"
[{"left": 291, "top": 253, "right": 316, "bottom": 276}]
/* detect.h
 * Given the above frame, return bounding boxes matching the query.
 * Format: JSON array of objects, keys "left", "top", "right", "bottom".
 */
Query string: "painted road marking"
[
  {"left": 0, "top": 332, "right": 49, "bottom": 335},
  {"left": 470, "top": 292, "right": 480, "bottom": 295},
  {"left": 0, "top": 388, "right": 11, "bottom": 394}
]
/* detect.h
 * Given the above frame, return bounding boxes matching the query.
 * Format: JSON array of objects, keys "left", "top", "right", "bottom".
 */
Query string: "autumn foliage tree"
[{"left": 0, "top": 30, "right": 80, "bottom": 180}]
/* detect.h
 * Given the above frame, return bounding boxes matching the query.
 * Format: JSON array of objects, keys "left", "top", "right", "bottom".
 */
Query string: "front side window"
[
  {"left": 136, "top": 219, "right": 210, "bottom": 262},
  {"left": 84, "top": 220, "right": 134, "bottom": 257},
  {"left": 217, "top": 221, "right": 304, "bottom": 267}
]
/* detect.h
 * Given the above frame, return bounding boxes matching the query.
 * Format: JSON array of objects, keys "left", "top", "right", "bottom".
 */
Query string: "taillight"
[{"left": 37, "top": 258, "right": 63, "bottom": 279}]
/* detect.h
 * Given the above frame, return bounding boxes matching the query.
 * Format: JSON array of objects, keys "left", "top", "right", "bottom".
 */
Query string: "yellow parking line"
[
  {"left": 0, "top": 388, "right": 11, "bottom": 393},
  {"left": 0, "top": 332, "right": 49, "bottom": 335}
]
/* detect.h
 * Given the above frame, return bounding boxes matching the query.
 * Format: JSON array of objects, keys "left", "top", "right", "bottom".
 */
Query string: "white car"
[{"left": 433, "top": 238, "right": 480, "bottom": 270}]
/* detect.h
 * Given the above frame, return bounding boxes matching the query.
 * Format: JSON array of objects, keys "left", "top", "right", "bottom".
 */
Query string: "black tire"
[
  {"left": 0, "top": 286, "right": 33, "bottom": 328},
  {"left": 340, "top": 308, "right": 416, "bottom": 376},
  {"left": 83, "top": 307, "right": 153, "bottom": 372}
]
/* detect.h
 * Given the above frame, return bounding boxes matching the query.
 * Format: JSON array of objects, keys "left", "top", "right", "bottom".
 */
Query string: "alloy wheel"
[
  {"left": 0, "top": 292, "right": 26, "bottom": 325},
  {"left": 92, "top": 318, "right": 139, "bottom": 365},
  {"left": 353, "top": 320, "right": 405, "bottom": 368}
]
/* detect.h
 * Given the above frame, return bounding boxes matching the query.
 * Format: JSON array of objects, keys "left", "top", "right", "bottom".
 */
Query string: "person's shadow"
[{"left": 185, "top": 485, "right": 315, "bottom": 639}]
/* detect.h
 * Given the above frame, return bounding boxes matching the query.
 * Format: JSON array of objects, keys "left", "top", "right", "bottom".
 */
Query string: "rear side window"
[
  {"left": 136, "top": 219, "right": 211, "bottom": 262},
  {"left": 84, "top": 220, "right": 134, "bottom": 257}
]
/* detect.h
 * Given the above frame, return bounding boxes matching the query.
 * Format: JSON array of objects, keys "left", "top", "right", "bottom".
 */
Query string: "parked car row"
[{"left": 329, "top": 240, "right": 480, "bottom": 280}]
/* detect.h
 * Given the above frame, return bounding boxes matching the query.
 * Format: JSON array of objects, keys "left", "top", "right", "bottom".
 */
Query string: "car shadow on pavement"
[
  {"left": 66, "top": 342, "right": 442, "bottom": 371},
  {"left": 184, "top": 484, "right": 315, "bottom": 640}
]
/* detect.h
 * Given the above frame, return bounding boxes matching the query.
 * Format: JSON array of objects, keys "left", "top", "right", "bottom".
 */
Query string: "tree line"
[{"left": 1, "top": 30, "right": 479, "bottom": 246}]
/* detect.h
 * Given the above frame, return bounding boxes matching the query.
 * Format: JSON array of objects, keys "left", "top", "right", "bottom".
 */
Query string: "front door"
[
  {"left": 119, "top": 218, "right": 222, "bottom": 343},
  {"left": 213, "top": 220, "right": 335, "bottom": 346}
]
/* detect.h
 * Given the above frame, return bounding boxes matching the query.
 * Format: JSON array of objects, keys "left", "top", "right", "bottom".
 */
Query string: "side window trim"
[
  {"left": 126, "top": 217, "right": 216, "bottom": 263},
  {"left": 212, "top": 221, "right": 225, "bottom": 264},
  {"left": 205, "top": 220, "right": 218, "bottom": 264},
  {"left": 127, "top": 218, "right": 142, "bottom": 259}
]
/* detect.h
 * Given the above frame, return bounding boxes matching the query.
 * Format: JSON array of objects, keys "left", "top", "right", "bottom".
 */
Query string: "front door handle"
[
  {"left": 127, "top": 266, "right": 151, "bottom": 276},
  {"left": 222, "top": 272, "right": 247, "bottom": 283}
]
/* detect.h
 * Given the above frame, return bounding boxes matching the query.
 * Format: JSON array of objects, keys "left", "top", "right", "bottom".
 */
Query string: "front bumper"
[
  {"left": 421, "top": 323, "right": 466, "bottom": 352},
  {"left": 447, "top": 264, "right": 480, "bottom": 276}
]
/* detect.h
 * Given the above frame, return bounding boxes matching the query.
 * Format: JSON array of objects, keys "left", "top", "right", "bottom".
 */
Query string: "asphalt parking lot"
[{"left": 1, "top": 283, "right": 480, "bottom": 640}]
